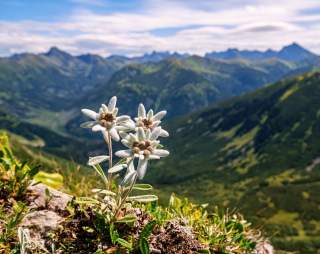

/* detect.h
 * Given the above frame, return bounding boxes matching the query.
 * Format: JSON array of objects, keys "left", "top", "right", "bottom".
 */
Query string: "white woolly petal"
[
  {"left": 150, "top": 127, "right": 161, "bottom": 140},
  {"left": 138, "top": 103, "right": 146, "bottom": 118},
  {"left": 92, "top": 125, "right": 106, "bottom": 132},
  {"left": 121, "top": 139, "right": 131, "bottom": 148},
  {"left": 119, "top": 131, "right": 129, "bottom": 140},
  {"left": 153, "top": 149, "right": 169, "bottom": 157},
  {"left": 152, "top": 120, "right": 161, "bottom": 128},
  {"left": 122, "top": 119, "right": 136, "bottom": 129},
  {"left": 88, "top": 155, "right": 109, "bottom": 166},
  {"left": 147, "top": 109, "right": 154, "bottom": 120},
  {"left": 137, "top": 127, "right": 146, "bottom": 141},
  {"left": 159, "top": 128, "right": 169, "bottom": 137},
  {"left": 102, "top": 130, "right": 109, "bottom": 143},
  {"left": 146, "top": 129, "right": 151, "bottom": 140},
  {"left": 137, "top": 159, "right": 148, "bottom": 179},
  {"left": 81, "top": 109, "right": 98, "bottom": 120},
  {"left": 101, "top": 104, "right": 108, "bottom": 112},
  {"left": 153, "top": 111, "right": 167, "bottom": 121},
  {"left": 113, "top": 107, "right": 119, "bottom": 116},
  {"left": 108, "top": 96, "right": 117, "bottom": 111},
  {"left": 116, "top": 115, "right": 131, "bottom": 122},
  {"left": 115, "top": 149, "right": 132, "bottom": 158},
  {"left": 109, "top": 128, "right": 120, "bottom": 141},
  {"left": 129, "top": 133, "right": 138, "bottom": 142},
  {"left": 80, "top": 121, "right": 96, "bottom": 128},
  {"left": 149, "top": 155, "right": 160, "bottom": 160}
]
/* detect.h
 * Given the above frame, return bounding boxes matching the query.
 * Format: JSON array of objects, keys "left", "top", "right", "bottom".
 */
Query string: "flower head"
[
  {"left": 115, "top": 127, "right": 169, "bottom": 179},
  {"left": 134, "top": 103, "right": 169, "bottom": 137},
  {"left": 81, "top": 96, "right": 131, "bottom": 141}
]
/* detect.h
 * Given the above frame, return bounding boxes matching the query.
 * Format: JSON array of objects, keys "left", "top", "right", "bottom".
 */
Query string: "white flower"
[
  {"left": 115, "top": 127, "right": 169, "bottom": 179},
  {"left": 81, "top": 96, "right": 131, "bottom": 141},
  {"left": 134, "top": 103, "right": 169, "bottom": 137}
]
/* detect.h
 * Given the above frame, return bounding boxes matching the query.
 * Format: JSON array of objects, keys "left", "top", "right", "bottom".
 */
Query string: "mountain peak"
[
  {"left": 45, "top": 47, "right": 72, "bottom": 58},
  {"left": 278, "top": 42, "right": 315, "bottom": 61}
]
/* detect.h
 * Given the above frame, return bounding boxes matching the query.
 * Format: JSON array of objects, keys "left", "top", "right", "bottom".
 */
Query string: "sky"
[{"left": 0, "top": 0, "right": 320, "bottom": 56}]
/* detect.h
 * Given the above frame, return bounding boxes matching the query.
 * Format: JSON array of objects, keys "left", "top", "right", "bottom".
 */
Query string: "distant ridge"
[
  {"left": 6, "top": 43, "right": 318, "bottom": 64},
  {"left": 205, "top": 42, "right": 318, "bottom": 61}
]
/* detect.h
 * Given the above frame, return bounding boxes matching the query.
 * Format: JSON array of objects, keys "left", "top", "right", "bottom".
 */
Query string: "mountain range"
[{"left": 1, "top": 43, "right": 320, "bottom": 253}]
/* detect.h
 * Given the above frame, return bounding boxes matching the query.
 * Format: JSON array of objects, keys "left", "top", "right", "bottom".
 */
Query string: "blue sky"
[{"left": 0, "top": 0, "right": 320, "bottom": 56}]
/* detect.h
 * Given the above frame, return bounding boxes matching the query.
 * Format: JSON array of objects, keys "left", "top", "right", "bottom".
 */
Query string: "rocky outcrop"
[
  {"left": 18, "top": 183, "right": 274, "bottom": 254},
  {"left": 19, "top": 184, "right": 72, "bottom": 247}
]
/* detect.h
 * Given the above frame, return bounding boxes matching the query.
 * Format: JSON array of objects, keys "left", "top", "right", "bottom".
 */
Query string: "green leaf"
[
  {"left": 88, "top": 155, "right": 109, "bottom": 166},
  {"left": 116, "top": 238, "right": 132, "bottom": 250},
  {"left": 109, "top": 223, "right": 119, "bottom": 244},
  {"left": 92, "top": 188, "right": 116, "bottom": 196},
  {"left": 140, "top": 221, "right": 156, "bottom": 239},
  {"left": 132, "top": 184, "right": 153, "bottom": 191},
  {"left": 115, "top": 214, "right": 137, "bottom": 224},
  {"left": 139, "top": 238, "right": 150, "bottom": 254},
  {"left": 108, "top": 164, "right": 127, "bottom": 173},
  {"left": 93, "top": 164, "right": 108, "bottom": 185},
  {"left": 128, "top": 195, "right": 158, "bottom": 203},
  {"left": 34, "top": 171, "right": 63, "bottom": 189},
  {"left": 76, "top": 197, "right": 100, "bottom": 205}
]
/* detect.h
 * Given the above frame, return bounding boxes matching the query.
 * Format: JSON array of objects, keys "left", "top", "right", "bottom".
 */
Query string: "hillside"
[
  {"left": 66, "top": 54, "right": 315, "bottom": 140},
  {"left": 0, "top": 44, "right": 318, "bottom": 136},
  {"left": 145, "top": 72, "right": 320, "bottom": 253}
]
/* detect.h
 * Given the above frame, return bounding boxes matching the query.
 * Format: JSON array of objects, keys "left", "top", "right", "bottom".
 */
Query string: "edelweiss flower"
[
  {"left": 81, "top": 96, "right": 131, "bottom": 141},
  {"left": 134, "top": 103, "right": 169, "bottom": 137},
  {"left": 115, "top": 127, "right": 169, "bottom": 179}
]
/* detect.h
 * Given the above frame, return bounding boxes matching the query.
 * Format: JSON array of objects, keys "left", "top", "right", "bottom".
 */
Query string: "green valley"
[{"left": 146, "top": 72, "right": 320, "bottom": 253}]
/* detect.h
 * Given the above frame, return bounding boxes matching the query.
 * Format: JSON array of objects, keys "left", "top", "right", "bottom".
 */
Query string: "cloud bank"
[{"left": 0, "top": 0, "right": 320, "bottom": 56}]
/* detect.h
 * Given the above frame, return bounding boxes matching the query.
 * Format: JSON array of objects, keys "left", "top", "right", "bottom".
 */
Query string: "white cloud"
[{"left": 0, "top": 0, "right": 320, "bottom": 56}]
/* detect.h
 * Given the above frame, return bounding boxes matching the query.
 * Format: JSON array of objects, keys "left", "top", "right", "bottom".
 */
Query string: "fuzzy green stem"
[
  {"left": 114, "top": 173, "right": 138, "bottom": 219},
  {"left": 107, "top": 132, "right": 113, "bottom": 190}
]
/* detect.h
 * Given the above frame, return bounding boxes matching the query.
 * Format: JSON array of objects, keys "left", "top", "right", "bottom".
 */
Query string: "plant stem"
[
  {"left": 114, "top": 174, "right": 138, "bottom": 219},
  {"left": 107, "top": 132, "right": 113, "bottom": 190}
]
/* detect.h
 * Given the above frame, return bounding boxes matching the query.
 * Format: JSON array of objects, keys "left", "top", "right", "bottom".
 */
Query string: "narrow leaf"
[
  {"left": 115, "top": 214, "right": 137, "bottom": 224},
  {"left": 108, "top": 164, "right": 127, "bottom": 174},
  {"left": 128, "top": 195, "right": 158, "bottom": 203},
  {"left": 133, "top": 184, "right": 153, "bottom": 191}
]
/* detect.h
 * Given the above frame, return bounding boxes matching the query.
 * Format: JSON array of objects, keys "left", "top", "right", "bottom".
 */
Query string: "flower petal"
[
  {"left": 149, "top": 155, "right": 160, "bottom": 160},
  {"left": 137, "top": 127, "right": 146, "bottom": 141},
  {"left": 108, "top": 96, "right": 117, "bottom": 111},
  {"left": 115, "top": 149, "right": 132, "bottom": 158},
  {"left": 122, "top": 119, "right": 136, "bottom": 129},
  {"left": 88, "top": 155, "right": 109, "bottom": 166},
  {"left": 92, "top": 125, "right": 106, "bottom": 132},
  {"left": 159, "top": 128, "right": 169, "bottom": 137},
  {"left": 102, "top": 130, "right": 109, "bottom": 143},
  {"left": 147, "top": 109, "right": 154, "bottom": 120},
  {"left": 81, "top": 109, "right": 98, "bottom": 120},
  {"left": 153, "top": 110, "right": 167, "bottom": 121},
  {"left": 116, "top": 115, "right": 131, "bottom": 122},
  {"left": 153, "top": 149, "right": 169, "bottom": 157},
  {"left": 109, "top": 128, "right": 120, "bottom": 141},
  {"left": 138, "top": 103, "right": 146, "bottom": 118},
  {"left": 137, "top": 159, "right": 148, "bottom": 179},
  {"left": 150, "top": 127, "right": 161, "bottom": 140},
  {"left": 119, "top": 131, "right": 129, "bottom": 139},
  {"left": 80, "top": 121, "right": 96, "bottom": 128},
  {"left": 101, "top": 104, "right": 108, "bottom": 112}
]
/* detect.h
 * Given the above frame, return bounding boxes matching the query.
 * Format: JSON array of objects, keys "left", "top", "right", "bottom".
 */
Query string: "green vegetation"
[
  {"left": 146, "top": 72, "right": 320, "bottom": 253},
  {"left": 0, "top": 132, "right": 263, "bottom": 253}
]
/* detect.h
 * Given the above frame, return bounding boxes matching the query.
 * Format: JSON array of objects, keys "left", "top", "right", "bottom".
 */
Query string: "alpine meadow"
[{"left": 1, "top": 1, "right": 320, "bottom": 253}]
